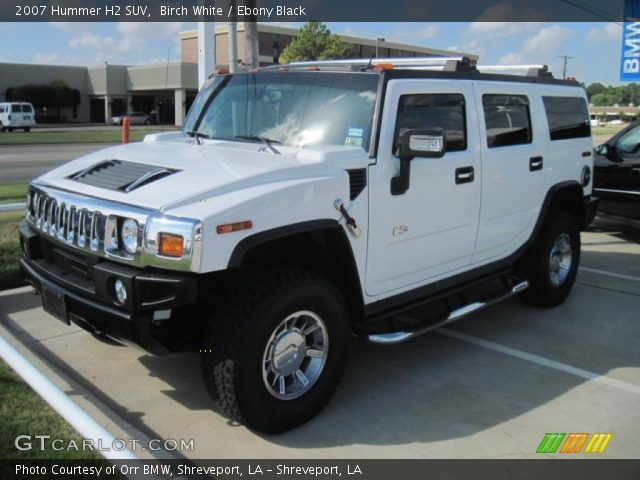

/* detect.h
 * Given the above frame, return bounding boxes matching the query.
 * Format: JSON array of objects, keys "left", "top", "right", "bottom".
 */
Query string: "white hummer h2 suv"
[{"left": 20, "top": 57, "right": 598, "bottom": 433}]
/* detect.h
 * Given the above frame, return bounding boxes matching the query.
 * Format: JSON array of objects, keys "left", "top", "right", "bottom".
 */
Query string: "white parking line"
[
  {"left": 439, "top": 328, "right": 640, "bottom": 396},
  {"left": 579, "top": 267, "right": 640, "bottom": 283}
]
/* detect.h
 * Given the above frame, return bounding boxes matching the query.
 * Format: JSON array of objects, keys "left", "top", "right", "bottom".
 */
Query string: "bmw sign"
[{"left": 621, "top": 0, "right": 640, "bottom": 80}]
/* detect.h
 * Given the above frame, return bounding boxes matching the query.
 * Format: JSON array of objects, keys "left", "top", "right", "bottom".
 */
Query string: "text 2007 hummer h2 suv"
[{"left": 20, "top": 57, "right": 598, "bottom": 433}]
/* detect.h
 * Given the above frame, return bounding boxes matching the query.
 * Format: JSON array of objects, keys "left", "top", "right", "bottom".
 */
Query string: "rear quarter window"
[{"left": 542, "top": 96, "right": 591, "bottom": 140}]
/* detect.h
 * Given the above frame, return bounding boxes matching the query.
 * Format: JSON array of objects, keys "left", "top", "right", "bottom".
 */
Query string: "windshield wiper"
[
  {"left": 185, "top": 130, "right": 211, "bottom": 145},
  {"left": 235, "top": 135, "right": 281, "bottom": 155}
]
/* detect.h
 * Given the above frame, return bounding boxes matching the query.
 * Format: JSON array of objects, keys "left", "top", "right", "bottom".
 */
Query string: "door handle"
[
  {"left": 529, "top": 156, "right": 543, "bottom": 171},
  {"left": 455, "top": 166, "right": 475, "bottom": 184}
]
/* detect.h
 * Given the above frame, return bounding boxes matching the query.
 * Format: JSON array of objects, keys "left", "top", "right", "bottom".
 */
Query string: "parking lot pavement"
[{"left": 0, "top": 219, "right": 638, "bottom": 459}]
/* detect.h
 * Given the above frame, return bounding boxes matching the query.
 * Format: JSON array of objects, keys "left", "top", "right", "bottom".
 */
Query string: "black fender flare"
[{"left": 227, "top": 219, "right": 341, "bottom": 269}]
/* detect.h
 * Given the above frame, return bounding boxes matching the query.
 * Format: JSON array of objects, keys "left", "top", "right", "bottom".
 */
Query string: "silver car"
[{"left": 110, "top": 111, "right": 154, "bottom": 125}]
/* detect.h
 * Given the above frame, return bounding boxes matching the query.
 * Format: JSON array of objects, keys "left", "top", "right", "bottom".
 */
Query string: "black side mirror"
[
  {"left": 606, "top": 144, "right": 623, "bottom": 163},
  {"left": 391, "top": 128, "right": 446, "bottom": 195}
]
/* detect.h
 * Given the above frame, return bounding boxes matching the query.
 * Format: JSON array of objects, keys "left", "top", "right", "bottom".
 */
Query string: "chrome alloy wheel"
[
  {"left": 262, "top": 310, "right": 329, "bottom": 400},
  {"left": 548, "top": 233, "right": 573, "bottom": 287}
]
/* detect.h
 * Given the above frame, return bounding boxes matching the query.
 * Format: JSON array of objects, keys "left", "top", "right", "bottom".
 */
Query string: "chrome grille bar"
[{"left": 78, "top": 209, "right": 87, "bottom": 248}]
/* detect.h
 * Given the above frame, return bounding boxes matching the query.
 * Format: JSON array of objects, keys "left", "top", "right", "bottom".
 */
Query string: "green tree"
[
  {"left": 278, "top": 21, "right": 355, "bottom": 64},
  {"left": 586, "top": 82, "right": 607, "bottom": 100},
  {"left": 590, "top": 93, "right": 609, "bottom": 106}
]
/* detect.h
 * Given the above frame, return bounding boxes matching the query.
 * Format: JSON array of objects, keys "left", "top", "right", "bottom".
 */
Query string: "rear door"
[
  {"left": 10, "top": 104, "right": 24, "bottom": 125},
  {"left": 472, "top": 83, "right": 547, "bottom": 264},
  {"left": 366, "top": 79, "right": 482, "bottom": 297},
  {"left": 21, "top": 104, "right": 34, "bottom": 123}
]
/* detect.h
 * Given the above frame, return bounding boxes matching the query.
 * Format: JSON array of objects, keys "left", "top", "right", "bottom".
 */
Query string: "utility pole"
[
  {"left": 243, "top": 0, "right": 259, "bottom": 69},
  {"left": 197, "top": 22, "right": 215, "bottom": 89},
  {"left": 558, "top": 54, "right": 574, "bottom": 79}
]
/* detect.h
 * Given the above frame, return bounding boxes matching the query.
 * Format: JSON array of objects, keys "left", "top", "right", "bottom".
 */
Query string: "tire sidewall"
[
  {"left": 234, "top": 279, "right": 350, "bottom": 431},
  {"left": 531, "top": 212, "right": 581, "bottom": 305}
]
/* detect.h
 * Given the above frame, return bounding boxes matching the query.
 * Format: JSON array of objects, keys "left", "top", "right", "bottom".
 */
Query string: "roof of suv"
[{"left": 259, "top": 57, "right": 581, "bottom": 88}]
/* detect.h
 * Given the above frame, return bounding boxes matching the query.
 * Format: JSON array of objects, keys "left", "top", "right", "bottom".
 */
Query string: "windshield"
[{"left": 183, "top": 72, "right": 379, "bottom": 152}]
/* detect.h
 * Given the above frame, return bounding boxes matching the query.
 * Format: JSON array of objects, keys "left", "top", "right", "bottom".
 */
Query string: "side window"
[
  {"left": 613, "top": 124, "right": 640, "bottom": 154},
  {"left": 482, "top": 94, "right": 532, "bottom": 148},
  {"left": 0, "top": 106, "right": 4, "bottom": 113},
  {"left": 395, "top": 94, "right": 467, "bottom": 152},
  {"left": 542, "top": 96, "right": 590, "bottom": 141}
]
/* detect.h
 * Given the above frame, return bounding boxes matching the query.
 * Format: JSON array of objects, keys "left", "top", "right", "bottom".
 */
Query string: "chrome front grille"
[
  {"left": 27, "top": 190, "right": 107, "bottom": 253},
  {"left": 25, "top": 184, "right": 202, "bottom": 273}
]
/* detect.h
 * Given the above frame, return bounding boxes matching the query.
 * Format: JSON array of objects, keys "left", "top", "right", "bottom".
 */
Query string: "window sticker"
[
  {"left": 345, "top": 136, "right": 364, "bottom": 147},
  {"left": 348, "top": 127, "right": 364, "bottom": 137}
]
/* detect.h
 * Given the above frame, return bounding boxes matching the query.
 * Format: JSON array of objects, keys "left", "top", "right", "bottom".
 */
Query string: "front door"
[{"left": 366, "top": 80, "right": 481, "bottom": 297}]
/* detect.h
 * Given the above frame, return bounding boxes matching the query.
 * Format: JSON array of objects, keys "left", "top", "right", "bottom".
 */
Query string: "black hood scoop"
[{"left": 68, "top": 160, "right": 180, "bottom": 193}]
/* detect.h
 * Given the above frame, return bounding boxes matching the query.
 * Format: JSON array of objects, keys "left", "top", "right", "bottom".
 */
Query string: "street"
[{"left": 0, "top": 144, "right": 110, "bottom": 184}]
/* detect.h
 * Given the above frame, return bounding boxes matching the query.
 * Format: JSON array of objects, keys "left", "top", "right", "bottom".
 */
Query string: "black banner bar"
[
  {"left": 1, "top": 0, "right": 628, "bottom": 22},
  {"left": 1, "top": 459, "right": 640, "bottom": 480}
]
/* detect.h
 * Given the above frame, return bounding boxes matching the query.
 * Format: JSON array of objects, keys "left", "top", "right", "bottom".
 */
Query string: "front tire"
[
  {"left": 202, "top": 269, "right": 351, "bottom": 433},
  {"left": 519, "top": 211, "right": 580, "bottom": 307}
]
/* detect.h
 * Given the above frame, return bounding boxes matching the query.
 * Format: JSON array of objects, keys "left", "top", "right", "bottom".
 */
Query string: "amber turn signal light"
[
  {"left": 158, "top": 233, "right": 184, "bottom": 258},
  {"left": 216, "top": 221, "right": 253, "bottom": 234}
]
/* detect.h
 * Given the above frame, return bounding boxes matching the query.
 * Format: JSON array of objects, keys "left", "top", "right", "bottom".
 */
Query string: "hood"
[{"left": 34, "top": 141, "right": 361, "bottom": 211}]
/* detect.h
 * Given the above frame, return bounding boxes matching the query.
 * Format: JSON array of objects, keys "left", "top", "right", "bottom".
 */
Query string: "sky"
[{"left": 0, "top": 21, "right": 623, "bottom": 86}]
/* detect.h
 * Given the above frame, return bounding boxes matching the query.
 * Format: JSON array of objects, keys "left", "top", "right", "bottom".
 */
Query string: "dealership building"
[{"left": 0, "top": 23, "right": 476, "bottom": 126}]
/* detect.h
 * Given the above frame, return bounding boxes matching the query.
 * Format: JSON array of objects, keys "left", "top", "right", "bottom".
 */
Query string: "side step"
[{"left": 368, "top": 279, "right": 529, "bottom": 345}]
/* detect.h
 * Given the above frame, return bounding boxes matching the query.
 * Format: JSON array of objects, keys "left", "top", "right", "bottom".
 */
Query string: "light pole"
[{"left": 375, "top": 37, "right": 385, "bottom": 59}]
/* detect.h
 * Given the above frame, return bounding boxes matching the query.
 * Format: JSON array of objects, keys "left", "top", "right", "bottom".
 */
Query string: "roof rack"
[{"left": 274, "top": 56, "right": 556, "bottom": 79}]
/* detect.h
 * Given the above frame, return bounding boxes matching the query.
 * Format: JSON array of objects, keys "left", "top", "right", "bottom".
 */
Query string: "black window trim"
[
  {"left": 482, "top": 93, "right": 533, "bottom": 149},
  {"left": 393, "top": 92, "right": 468, "bottom": 155}
]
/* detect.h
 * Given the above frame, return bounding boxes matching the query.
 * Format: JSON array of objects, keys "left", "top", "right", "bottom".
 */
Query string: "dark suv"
[{"left": 594, "top": 121, "right": 640, "bottom": 221}]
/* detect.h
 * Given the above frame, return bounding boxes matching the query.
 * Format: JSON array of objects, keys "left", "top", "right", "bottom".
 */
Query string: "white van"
[{"left": 0, "top": 102, "right": 36, "bottom": 132}]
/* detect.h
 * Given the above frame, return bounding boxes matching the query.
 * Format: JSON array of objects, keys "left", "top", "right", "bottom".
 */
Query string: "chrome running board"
[{"left": 368, "top": 279, "right": 529, "bottom": 345}]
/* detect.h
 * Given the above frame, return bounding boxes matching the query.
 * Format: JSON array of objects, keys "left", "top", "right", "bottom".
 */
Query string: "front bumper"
[{"left": 19, "top": 221, "right": 198, "bottom": 355}]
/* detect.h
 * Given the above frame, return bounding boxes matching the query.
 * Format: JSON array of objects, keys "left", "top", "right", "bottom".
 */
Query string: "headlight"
[{"left": 121, "top": 218, "right": 138, "bottom": 254}]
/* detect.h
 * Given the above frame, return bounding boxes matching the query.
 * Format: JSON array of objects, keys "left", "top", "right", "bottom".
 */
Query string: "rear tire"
[
  {"left": 202, "top": 268, "right": 351, "bottom": 433},
  {"left": 518, "top": 211, "right": 580, "bottom": 307},
  {"left": 24, "top": 127, "right": 31, "bottom": 132}
]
